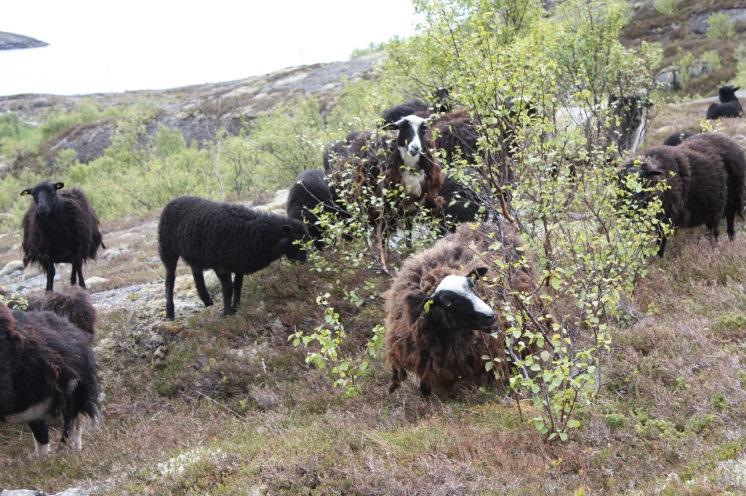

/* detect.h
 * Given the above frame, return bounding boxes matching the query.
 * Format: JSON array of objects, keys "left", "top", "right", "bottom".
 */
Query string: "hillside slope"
[{"left": 0, "top": 105, "right": 744, "bottom": 495}]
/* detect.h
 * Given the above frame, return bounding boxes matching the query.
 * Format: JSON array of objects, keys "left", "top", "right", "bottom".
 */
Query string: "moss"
[
  {"left": 712, "top": 313, "right": 746, "bottom": 339},
  {"left": 605, "top": 413, "right": 627, "bottom": 430}
]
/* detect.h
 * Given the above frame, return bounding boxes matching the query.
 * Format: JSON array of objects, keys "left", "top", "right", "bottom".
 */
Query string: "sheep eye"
[{"left": 443, "top": 300, "right": 452, "bottom": 307}]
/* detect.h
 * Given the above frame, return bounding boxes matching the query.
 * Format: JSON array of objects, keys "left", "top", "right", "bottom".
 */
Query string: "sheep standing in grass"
[
  {"left": 706, "top": 85, "right": 743, "bottom": 120},
  {"left": 385, "top": 222, "right": 540, "bottom": 396},
  {"left": 0, "top": 301, "right": 100, "bottom": 455},
  {"left": 622, "top": 133, "right": 746, "bottom": 256},
  {"left": 21, "top": 182, "right": 105, "bottom": 292},
  {"left": 158, "top": 196, "right": 310, "bottom": 319}
]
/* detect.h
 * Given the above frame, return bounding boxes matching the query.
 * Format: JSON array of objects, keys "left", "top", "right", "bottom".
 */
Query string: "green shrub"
[
  {"left": 707, "top": 13, "right": 735, "bottom": 40},
  {"left": 605, "top": 413, "right": 626, "bottom": 429},
  {"left": 712, "top": 313, "right": 746, "bottom": 339},
  {"left": 653, "top": 0, "right": 680, "bottom": 16},
  {"left": 701, "top": 50, "right": 722, "bottom": 73},
  {"left": 735, "top": 44, "right": 746, "bottom": 87}
]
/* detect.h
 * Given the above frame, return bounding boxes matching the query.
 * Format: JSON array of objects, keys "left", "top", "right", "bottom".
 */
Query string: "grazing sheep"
[
  {"left": 0, "top": 302, "right": 100, "bottom": 455},
  {"left": 322, "top": 130, "right": 361, "bottom": 173},
  {"left": 21, "top": 182, "right": 105, "bottom": 292},
  {"left": 287, "top": 168, "right": 348, "bottom": 249},
  {"left": 621, "top": 133, "right": 746, "bottom": 256},
  {"left": 440, "top": 175, "right": 487, "bottom": 229},
  {"left": 158, "top": 196, "right": 310, "bottom": 319},
  {"left": 385, "top": 222, "right": 540, "bottom": 395},
  {"left": 706, "top": 85, "right": 743, "bottom": 120},
  {"left": 663, "top": 129, "right": 697, "bottom": 146},
  {"left": 25, "top": 287, "right": 96, "bottom": 337}
]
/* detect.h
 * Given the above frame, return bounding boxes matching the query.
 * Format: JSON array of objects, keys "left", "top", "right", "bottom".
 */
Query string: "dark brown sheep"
[
  {"left": 0, "top": 301, "right": 100, "bottom": 455},
  {"left": 21, "top": 182, "right": 105, "bottom": 292},
  {"left": 384, "top": 222, "right": 541, "bottom": 395},
  {"left": 622, "top": 133, "right": 746, "bottom": 256}
]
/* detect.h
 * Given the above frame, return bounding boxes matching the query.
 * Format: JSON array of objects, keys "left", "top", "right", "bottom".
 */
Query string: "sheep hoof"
[{"left": 419, "top": 382, "right": 432, "bottom": 397}]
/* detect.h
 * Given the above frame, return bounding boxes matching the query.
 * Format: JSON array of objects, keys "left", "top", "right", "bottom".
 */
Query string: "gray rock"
[
  {"left": 0, "top": 260, "right": 24, "bottom": 276},
  {"left": 655, "top": 67, "right": 681, "bottom": 92},
  {"left": 53, "top": 489, "right": 88, "bottom": 496},
  {"left": 0, "top": 491, "right": 44, "bottom": 496},
  {"left": 84, "top": 276, "right": 108, "bottom": 288},
  {"left": 690, "top": 9, "right": 746, "bottom": 35}
]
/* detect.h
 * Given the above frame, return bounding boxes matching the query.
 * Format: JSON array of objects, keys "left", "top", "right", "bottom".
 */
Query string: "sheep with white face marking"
[
  {"left": 0, "top": 301, "right": 100, "bottom": 455},
  {"left": 385, "top": 222, "right": 541, "bottom": 396},
  {"left": 327, "top": 115, "right": 444, "bottom": 235}
]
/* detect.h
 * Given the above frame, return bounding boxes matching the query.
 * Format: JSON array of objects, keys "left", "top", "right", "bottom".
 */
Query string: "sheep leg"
[
  {"left": 190, "top": 266, "right": 213, "bottom": 307},
  {"left": 725, "top": 208, "right": 736, "bottom": 240},
  {"left": 70, "top": 262, "right": 77, "bottom": 286},
  {"left": 163, "top": 257, "right": 178, "bottom": 320},
  {"left": 76, "top": 260, "right": 86, "bottom": 289},
  {"left": 28, "top": 420, "right": 50, "bottom": 456},
  {"left": 44, "top": 261, "right": 56, "bottom": 292},
  {"left": 69, "top": 415, "right": 84, "bottom": 450},
  {"left": 59, "top": 410, "right": 74, "bottom": 448},
  {"left": 215, "top": 271, "right": 235, "bottom": 316},
  {"left": 232, "top": 273, "right": 244, "bottom": 309}
]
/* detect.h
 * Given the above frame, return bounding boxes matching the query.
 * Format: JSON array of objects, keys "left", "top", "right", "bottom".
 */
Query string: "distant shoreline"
[{"left": 0, "top": 31, "right": 48, "bottom": 51}]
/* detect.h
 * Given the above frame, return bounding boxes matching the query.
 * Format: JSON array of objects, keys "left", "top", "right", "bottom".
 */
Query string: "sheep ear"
[
  {"left": 282, "top": 224, "right": 292, "bottom": 234},
  {"left": 54, "top": 182, "right": 65, "bottom": 190},
  {"left": 642, "top": 165, "right": 664, "bottom": 177},
  {"left": 19, "top": 189, "right": 32, "bottom": 196},
  {"left": 392, "top": 118, "right": 407, "bottom": 130},
  {"left": 467, "top": 266, "right": 488, "bottom": 281},
  {"left": 735, "top": 86, "right": 741, "bottom": 92}
]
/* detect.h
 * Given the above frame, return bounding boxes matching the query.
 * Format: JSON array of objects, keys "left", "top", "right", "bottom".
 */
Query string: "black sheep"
[
  {"left": 0, "top": 302, "right": 100, "bottom": 455},
  {"left": 25, "top": 287, "right": 97, "bottom": 337},
  {"left": 381, "top": 99, "right": 430, "bottom": 125},
  {"left": 21, "top": 182, "right": 105, "bottom": 292},
  {"left": 706, "top": 85, "right": 743, "bottom": 120},
  {"left": 622, "top": 133, "right": 746, "bottom": 256},
  {"left": 440, "top": 175, "right": 487, "bottom": 229},
  {"left": 322, "top": 130, "right": 361, "bottom": 173},
  {"left": 662, "top": 129, "right": 697, "bottom": 146},
  {"left": 158, "top": 196, "right": 310, "bottom": 319},
  {"left": 287, "top": 169, "right": 349, "bottom": 250}
]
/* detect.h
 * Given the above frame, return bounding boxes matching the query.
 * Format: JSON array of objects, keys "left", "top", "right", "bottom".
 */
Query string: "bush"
[
  {"left": 701, "top": 50, "right": 722, "bottom": 73},
  {"left": 707, "top": 13, "right": 735, "bottom": 40},
  {"left": 653, "top": 0, "right": 680, "bottom": 16}
]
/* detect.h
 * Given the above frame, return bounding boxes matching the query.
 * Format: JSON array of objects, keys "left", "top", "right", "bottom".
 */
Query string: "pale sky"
[{"left": 0, "top": 0, "right": 417, "bottom": 96}]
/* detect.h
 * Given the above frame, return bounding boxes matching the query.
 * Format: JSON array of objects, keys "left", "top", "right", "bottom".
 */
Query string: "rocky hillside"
[
  {"left": 623, "top": 0, "right": 746, "bottom": 94},
  {"left": 0, "top": 56, "right": 379, "bottom": 171},
  {"left": 0, "top": 32, "right": 47, "bottom": 51}
]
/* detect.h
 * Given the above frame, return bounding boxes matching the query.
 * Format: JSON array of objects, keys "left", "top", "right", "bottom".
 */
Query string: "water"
[{"left": 1, "top": 0, "right": 416, "bottom": 96}]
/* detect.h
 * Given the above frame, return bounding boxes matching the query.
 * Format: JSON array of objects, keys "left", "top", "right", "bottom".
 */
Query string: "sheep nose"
[{"left": 409, "top": 145, "right": 421, "bottom": 155}]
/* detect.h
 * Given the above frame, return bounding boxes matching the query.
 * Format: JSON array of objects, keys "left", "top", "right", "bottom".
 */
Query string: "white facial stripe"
[
  {"left": 6, "top": 398, "right": 53, "bottom": 424},
  {"left": 434, "top": 275, "right": 495, "bottom": 318}
]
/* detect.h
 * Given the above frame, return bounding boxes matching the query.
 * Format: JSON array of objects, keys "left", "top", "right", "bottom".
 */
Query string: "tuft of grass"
[
  {"left": 707, "top": 12, "right": 735, "bottom": 40},
  {"left": 653, "top": 0, "right": 680, "bottom": 16},
  {"left": 712, "top": 313, "right": 746, "bottom": 339}
]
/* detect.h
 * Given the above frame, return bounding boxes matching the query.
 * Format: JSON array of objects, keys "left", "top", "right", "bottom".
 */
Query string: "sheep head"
[
  {"left": 719, "top": 85, "right": 740, "bottom": 102},
  {"left": 392, "top": 114, "right": 433, "bottom": 170},
  {"left": 274, "top": 220, "right": 311, "bottom": 263},
  {"left": 419, "top": 267, "right": 496, "bottom": 334},
  {"left": 20, "top": 181, "right": 65, "bottom": 220}
]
